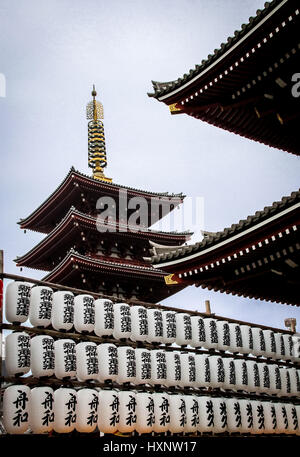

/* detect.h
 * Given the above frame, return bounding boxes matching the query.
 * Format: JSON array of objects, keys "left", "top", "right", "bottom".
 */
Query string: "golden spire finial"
[{"left": 86, "top": 85, "right": 112, "bottom": 182}]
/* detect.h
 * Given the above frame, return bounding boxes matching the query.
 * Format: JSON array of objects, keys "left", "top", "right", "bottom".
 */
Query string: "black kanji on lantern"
[
  {"left": 17, "top": 334, "right": 30, "bottom": 369},
  {"left": 103, "top": 301, "right": 114, "bottom": 329},
  {"left": 234, "top": 402, "right": 242, "bottom": 427},
  {"left": 223, "top": 323, "right": 230, "bottom": 346},
  {"left": 206, "top": 400, "right": 214, "bottom": 427},
  {"left": 183, "top": 315, "right": 192, "bottom": 340},
  {"left": 210, "top": 320, "right": 218, "bottom": 344},
  {"left": 166, "top": 313, "right": 176, "bottom": 339},
  {"left": 153, "top": 311, "right": 163, "bottom": 337},
  {"left": 16, "top": 284, "right": 30, "bottom": 316},
  {"left": 198, "top": 318, "right": 206, "bottom": 342},
  {"left": 63, "top": 294, "right": 74, "bottom": 324},
  {"left": 205, "top": 357, "right": 211, "bottom": 383}
]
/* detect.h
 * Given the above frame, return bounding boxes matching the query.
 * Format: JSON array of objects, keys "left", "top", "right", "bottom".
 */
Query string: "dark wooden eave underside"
[
  {"left": 42, "top": 251, "right": 185, "bottom": 303},
  {"left": 149, "top": 0, "right": 300, "bottom": 155},
  {"left": 15, "top": 208, "right": 191, "bottom": 271}
]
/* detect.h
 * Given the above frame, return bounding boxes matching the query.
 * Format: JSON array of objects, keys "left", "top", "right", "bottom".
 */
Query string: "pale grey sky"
[{"left": 1, "top": 0, "right": 299, "bottom": 329}]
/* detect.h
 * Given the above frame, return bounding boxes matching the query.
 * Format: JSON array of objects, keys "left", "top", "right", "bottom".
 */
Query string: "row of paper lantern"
[
  {"left": 5, "top": 282, "right": 300, "bottom": 362},
  {"left": 3, "top": 385, "right": 300, "bottom": 435},
  {"left": 5, "top": 332, "right": 300, "bottom": 397}
]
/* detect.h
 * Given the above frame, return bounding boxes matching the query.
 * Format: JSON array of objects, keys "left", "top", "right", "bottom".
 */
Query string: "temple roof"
[
  {"left": 15, "top": 207, "right": 191, "bottom": 270},
  {"left": 19, "top": 168, "right": 186, "bottom": 233},
  {"left": 148, "top": 0, "right": 300, "bottom": 155},
  {"left": 151, "top": 188, "right": 300, "bottom": 267},
  {"left": 151, "top": 189, "right": 300, "bottom": 306},
  {"left": 42, "top": 250, "right": 185, "bottom": 302}
]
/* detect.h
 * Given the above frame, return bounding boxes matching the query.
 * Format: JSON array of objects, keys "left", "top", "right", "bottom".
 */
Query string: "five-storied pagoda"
[{"left": 15, "top": 86, "right": 191, "bottom": 302}]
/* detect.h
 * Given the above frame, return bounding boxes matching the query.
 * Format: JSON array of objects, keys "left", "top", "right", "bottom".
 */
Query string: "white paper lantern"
[
  {"left": 54, "top": 339, "right": 76, "bottom": 380},
  {"left": 239, "top": 399, "right": 254, "bottom": 434},
  {"left": 268, "top": 364, "right": 282, "bottom": 395},
  {"left": 263, "top": 330, "right": 277, "bottom": 359},
  {"left": 175, "top": 313, "right": 192, "bottom": 346},
  {"left": 285, "top": 403, "right": 299, "bottom": 435},
  {"left": 135, "top": 348, "right": 151, "bottom": 385},
  {"left": 191, "top": 316, "right": 206, "bottom": 348},
  {"left": 203, "top": 318, "right": 219, "bottom": 350},
  {"left": 291, "top": 335, "right": 300, "bottom": 363},
  {"left": 118, "top": 390, "right": 137, "bottom": 433},
  {"left": 296, "top": 405, "right": 300, "bottom": 437},
  {"left": 180, "top": 353, "right": 196, "bottom": 388},
  {"left": 147, "top": 308, "right": 163, "bottom": 343},
  {"left": 31, "top": 335, "right": 55, "bottom": 378},
  {"left": 168, "top": 394, "right": 186, "bottom": 433},
  {"left": 30, "top": 387, "right": 54, "bottom": 434},
  {"left": 165, "top": 351, "right": 182, "bottom": 387},
  {"left": 257, "top": 362, "right": 271, "bottom": 394},
  {"left": 246, "top": 360, "right": 261, "bottom": 394},
  {"left": 5, "top": 332, "right": 31, "bottom": 376},
  {"left": 5, "top": 281, "right": 32, "bottom": 325},
  {"left": 212, "top": 397, "right": 228, "bottom": 434},
  {"left": 51, "top": 291, "right": 74, "bottom": 331},
  {"left": 251, "top": 400, "right": 265, "bottom": 435},
  {"left": 252, "top": 327, "right": 266, "bottom": 357},
  {"left": 135, "top": 392, "right": 155, "bottom": 434},
  {"left": 73, "top": 294, "right": 95, "bottom": 334},
  {"left": 76, "top": 342, "right": 99, "bottom": 381},
  {"left": 209, "top": 355, "right": 225, "bottom": 389},
  {"left": 234, "top": 359, "right": 249, "bottom": 392},
  {"left": 94, "top": 299, "right": 114, "bottom": 337},
  {"left": 153, "top": 392, "right": 170, "bottom": 433},
  {"left": 98, "top": 390, "right": 119, "bottom": 433},
  {"left": 185, "top": 395, "right": 200, "bottom": 434},
  {"left": 274, "top": 402, "right": 292, "bottom": 434},
  {"left": 75, "top": 389, "right": 99, "bottom": 433},
  {"left": 285, "top": 367, "right": 300, "bottom": 397},
  {"left": 226, "top": 398, "right": 243, "bottom": 434},
  {"left": 216, "top": 320, "right": 231, "bottom": 352},
  {"left": 239, "top": 325, "right": 254, "bottom": 355},
  {"left": 53, "top": 388, "right": 77, "bottom": 433},
  {"left": 130, "top": 306, "right": 148, "bottom": 342},
  {"left": 151, "top": 350, "right": 167, "bottom": 386},
  {"left": 97, "top": 343, "right": 118, "bottom": 383},
  {"left": 162, "top": 311, "right": 177, "bottom": 344},
  {"left": 117, "top": 346, "right": 136, "bottom": 384},
  {"left": 223, "top": 357, "right": 236, "bottom": 391},
  {"left": 274, "top": 332, "right": 286, "bottom": 360},
  {"left": 262, "top": 401, "right": 277, "bottom": 434},
  {"left": 228, "top": 323, "right": 243, "bottom": 354},
  {"left": 113, "top": 303, "right": 131, "bottom": 340},
  {"left": 3, "top": 385, "right": 31, "bottom": 434},
  {"left": 194, "top": 354, "right": 211, "bottom": 389},
  {"left": 281, "top": 334, "right": 294, "bottom": 361},
  {"left": 29, "top": 286, "right": 53, "bottom": 328},
  {"left": 197, "top": 396, "right": 215, "bottom": 433},
  {"left": 280, "top": 367, "right": 292, "bottom": 397}
]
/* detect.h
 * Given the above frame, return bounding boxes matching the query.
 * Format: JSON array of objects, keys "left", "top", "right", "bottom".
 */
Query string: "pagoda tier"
[
  {"left": 42, "top": 250, "right": 185, "bottom": 302},
  {"left": 148, "top": 0, "right": 300, "bottom": 155},
  {"left": 15, "top": 207, "right": 191, "bottom": 271},
  {"left": 151, "top": 189, "right": 300, "bottom": 306},
  {"left": 18, "top": 168, "right": 185, "bottom": 234}
]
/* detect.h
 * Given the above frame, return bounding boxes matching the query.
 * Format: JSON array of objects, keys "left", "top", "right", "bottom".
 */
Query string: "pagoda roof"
[
  {"left": 151, "top": 189, "right": 300, "bottom": 306},
  {"left": 148, "top": 0, "right": 300, "bottom": 155},
  {"left": 19, "top": 168, "right": 186, "bottom": 233},
  {"left": 41, "top": 250, "right": 185, "bottom": 302},
  {"left": 15, "top": 207, "right": 191, "bottom": 271}
]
